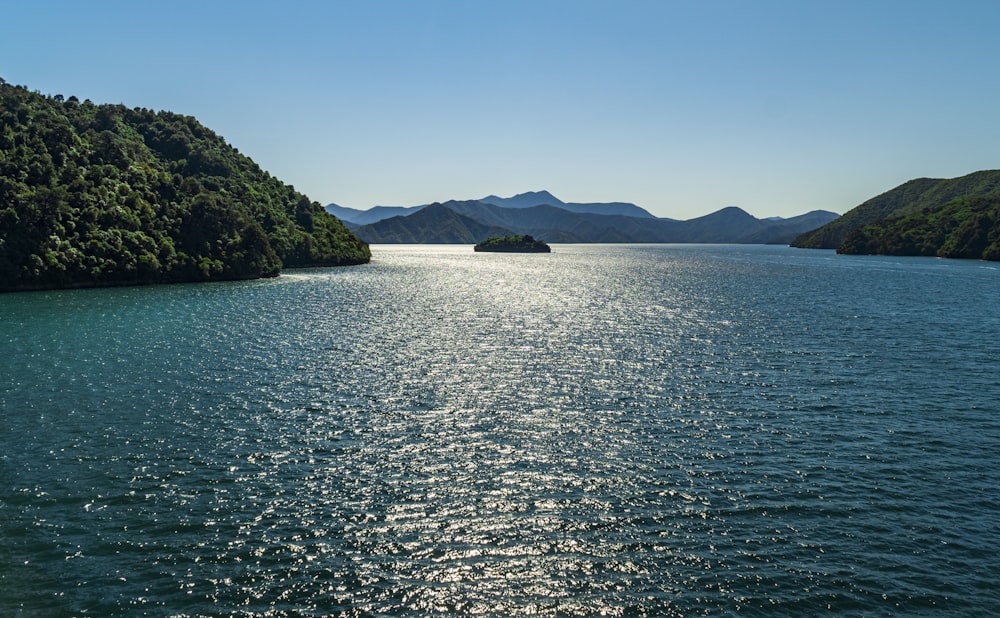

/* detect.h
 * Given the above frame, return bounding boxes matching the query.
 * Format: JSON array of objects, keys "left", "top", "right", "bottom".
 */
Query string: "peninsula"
[
  {"left": 0, "top": 79, "right": 370, "bottom": 292},
  {"left": 792, "top": 169, "right": 1000, "bottom": 260}
]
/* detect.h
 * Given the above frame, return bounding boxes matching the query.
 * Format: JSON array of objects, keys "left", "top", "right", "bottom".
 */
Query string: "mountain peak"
[
  {"left": 517, "top": 190, "right": 564, "bottom": 204},
  {"left": 480, "top": 191, "right": 565, "bottom": 208}
]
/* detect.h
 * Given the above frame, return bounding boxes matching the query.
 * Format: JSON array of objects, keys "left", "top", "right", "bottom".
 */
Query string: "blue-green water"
[{"left": 2, "top": 244, "right": 998, "bottom": 616}]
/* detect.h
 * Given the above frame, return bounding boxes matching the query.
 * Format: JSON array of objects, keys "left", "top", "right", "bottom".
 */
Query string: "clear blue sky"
[{"left": 3, "top": 1, "right": 999, "bottom": 219}]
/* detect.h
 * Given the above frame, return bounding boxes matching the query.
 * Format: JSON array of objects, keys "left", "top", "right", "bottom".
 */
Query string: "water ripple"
[{"left": 2, "top": 245, "right": 998, "bottom": 615}]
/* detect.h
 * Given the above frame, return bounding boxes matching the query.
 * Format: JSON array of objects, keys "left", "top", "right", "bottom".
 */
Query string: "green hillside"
[
  {"left": 792, "top": 170, "right": 1000, "bottom": 250},
  {"left": 838, "top": 196, "right": 1000, "bottom": 260},
  {"left": 0, "top": 79, "right": 369, "bottom": 292}
]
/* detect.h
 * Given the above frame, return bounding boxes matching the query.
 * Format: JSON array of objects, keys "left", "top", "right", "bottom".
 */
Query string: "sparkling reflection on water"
[{"left": 2, "top": 244, "right": 999, "bottom": 616}]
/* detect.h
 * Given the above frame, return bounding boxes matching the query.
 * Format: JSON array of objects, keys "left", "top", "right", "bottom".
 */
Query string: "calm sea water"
[{"left": 2, "top": 244, "right": 998, "bottom": 616}]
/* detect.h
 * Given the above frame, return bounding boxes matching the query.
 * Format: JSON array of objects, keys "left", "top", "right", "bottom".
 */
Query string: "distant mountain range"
[
  {"left": 325, "top": 204, "right": 425, "bottom": 226},
  {"left": 792, "top": 169, "right": 1000, "bottom": 260},
  {"left": 480, "top": 190, "right": 659, "bottom": 219},
  {"left": 327, "top": 192, "right": 839, "bottom": 245}
]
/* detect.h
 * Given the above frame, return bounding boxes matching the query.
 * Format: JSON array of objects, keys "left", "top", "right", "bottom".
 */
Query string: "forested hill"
[
  {"left": 0, "top": 79, "right": 370, "bottom": 292},
  {"left": 791, "top": 169, "right": 1000, "bottom": 253},
  {"left": 837, "top": 196, "right": 1000, "bottom": 260}
]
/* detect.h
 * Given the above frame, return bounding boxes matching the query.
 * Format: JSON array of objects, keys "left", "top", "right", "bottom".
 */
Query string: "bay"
[{"left": 2, "top": 244, "right": 998, "bottom": 616}]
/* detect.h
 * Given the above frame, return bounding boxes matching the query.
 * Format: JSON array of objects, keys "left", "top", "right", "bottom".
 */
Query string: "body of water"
[{"left": 2, "top": 244, "right": 998, "bottom": 616}]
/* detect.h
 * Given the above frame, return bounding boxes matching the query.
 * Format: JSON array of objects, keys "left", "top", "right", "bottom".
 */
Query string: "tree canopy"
[
  {"left": 473, "top": 235, "right": 551, "bottom": 252},
  {"left": 838, "top": 196, "right": 1000, "bottom": 260},
  {"left": 0, "top": 80, "right": 369, "bottom": 291},
  {"left": 792, "top": 170, "right": 1000, "bottom": 253}
]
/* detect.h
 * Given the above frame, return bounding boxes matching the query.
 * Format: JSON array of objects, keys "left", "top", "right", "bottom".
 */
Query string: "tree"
[{"left": 0, "top": 80, "right": 370, "bottom": 292}]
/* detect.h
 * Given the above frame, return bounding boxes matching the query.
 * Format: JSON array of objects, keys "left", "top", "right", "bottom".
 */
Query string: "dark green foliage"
[
  {"left": 0, "top": 80, "right": 369, "bottom": 291},
  {"left": 839, "top": 196, "right": 1000, "bottom": 260},
  {"left": 793, "top": 170, "right": 1000, "bottom": 250},
  {"left": 474, "top": 235, "right": 551, "bottom": 253}
]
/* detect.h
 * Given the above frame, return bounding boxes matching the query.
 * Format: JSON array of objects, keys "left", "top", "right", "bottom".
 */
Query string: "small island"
[{"left": 474, "top": 235, "right": 551, "bottom": 253}]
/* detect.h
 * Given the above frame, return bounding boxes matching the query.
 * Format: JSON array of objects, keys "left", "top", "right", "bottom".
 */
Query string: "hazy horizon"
[{"left": 326, "top": 190, "right": 840, "bottom": 219}]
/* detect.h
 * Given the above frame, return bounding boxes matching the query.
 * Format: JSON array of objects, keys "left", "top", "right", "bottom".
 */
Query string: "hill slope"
[
  {"left": 351, "top": 203, "right": 513, "bottom": 243},
  {"left": 0, "top": 79, "right": 370, "bottom": 292},
  {"left": 792, "top": 170, "right": 1000, "bottom": 250},
  {"left": 838, "top": 196, "right": 1000, "bottom": 260},
  {"left": 325, "top": 203, "right": 424, "bottom": 227},
  {"left": 441, "top": 201, "right": 660, "bottom": 242},
  {"left": 330, "top": 191, "right": 659, "bottom": 227},
  {"left": 739, "top": 210, "right": 845, "bottom": 244},
  {"left": 479, "top": 191, "right": 658, "bottom": 219},
  {"left": 351, "top": 199, "right": 839, "bottom": 245}
]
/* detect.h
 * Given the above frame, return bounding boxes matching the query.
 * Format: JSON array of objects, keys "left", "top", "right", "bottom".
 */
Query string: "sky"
[{"left": 3, "top": 1, "right": 999, "bottom": 219}]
